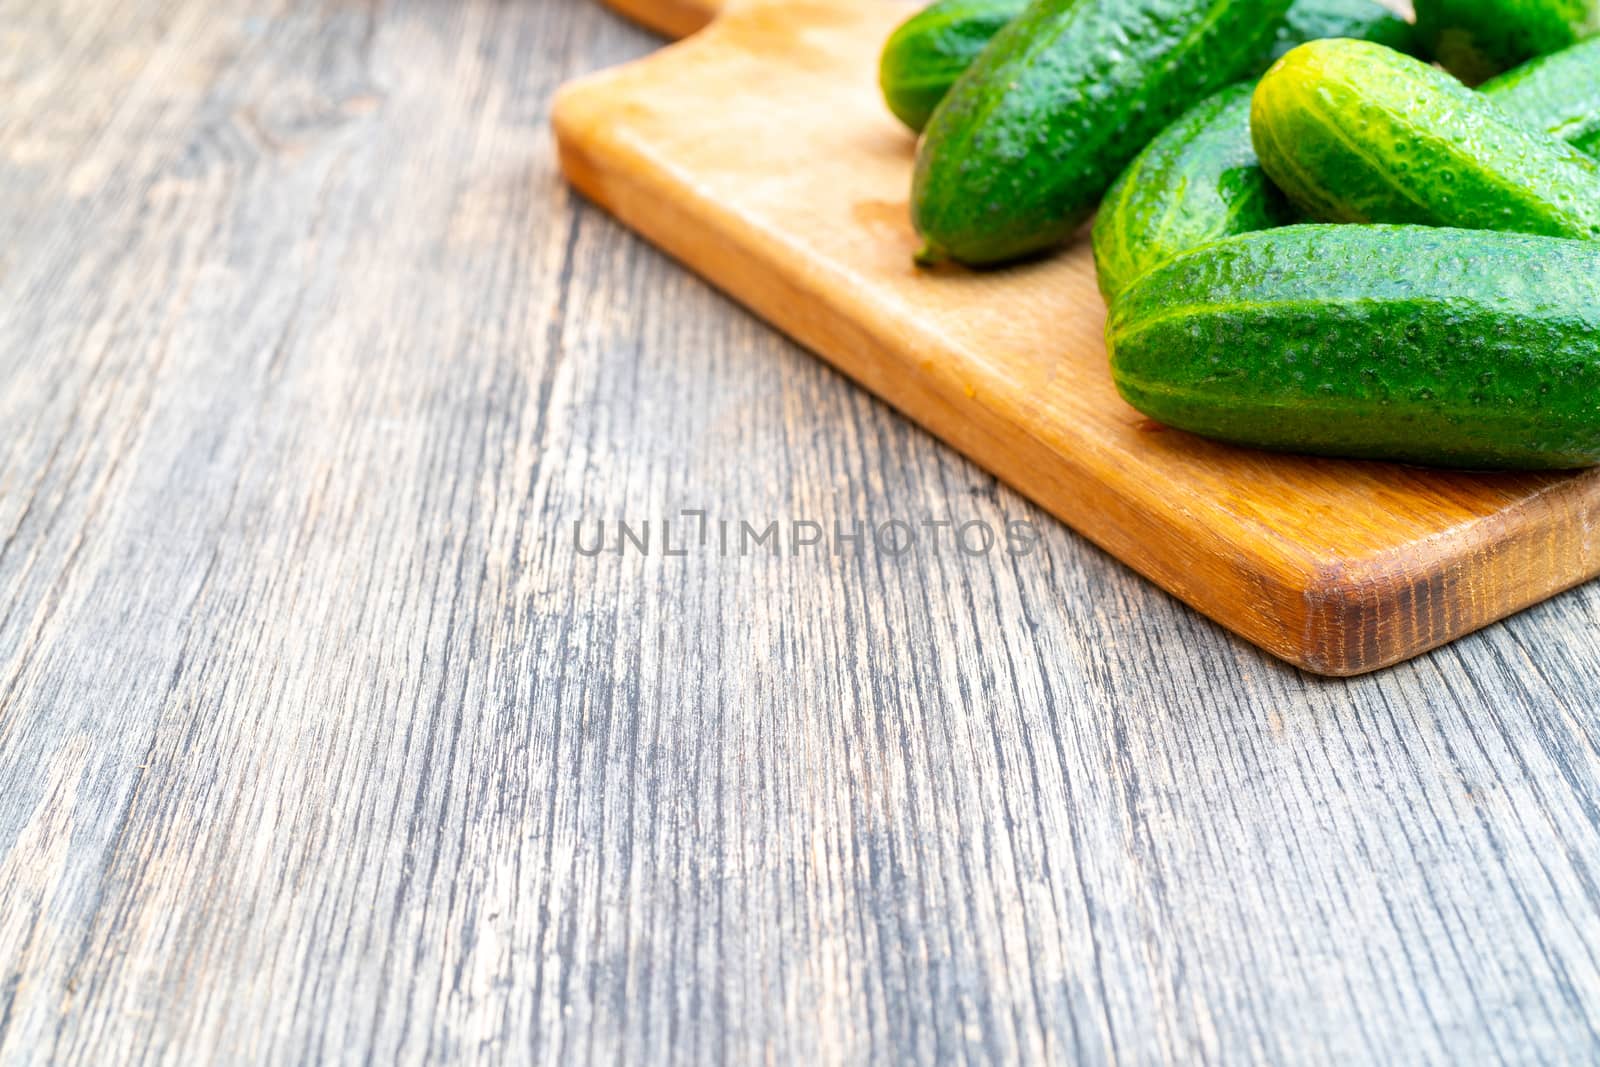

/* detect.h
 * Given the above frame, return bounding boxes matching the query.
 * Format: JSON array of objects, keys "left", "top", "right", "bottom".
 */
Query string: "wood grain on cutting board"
[{"left": 554, "top": 0, "right": 1600, "bottom": 673}]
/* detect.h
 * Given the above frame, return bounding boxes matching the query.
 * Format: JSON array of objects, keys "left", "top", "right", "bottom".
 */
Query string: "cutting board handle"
[
  {"left": 598, "top": 0, "right": 912, "bottom": 40},
  {"left": 599, "top": 0, "right": 726, "bottom": 38}
]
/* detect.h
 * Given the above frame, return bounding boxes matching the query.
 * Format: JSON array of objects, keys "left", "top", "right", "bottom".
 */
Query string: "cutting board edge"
[{"left": 1295, "top": 501, "right": 1600, "bottom": 674}]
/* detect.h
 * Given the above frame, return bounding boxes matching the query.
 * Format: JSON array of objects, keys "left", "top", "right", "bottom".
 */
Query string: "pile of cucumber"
[{"left": 881, "top": 0, "right": 1600, "bottom": 469}]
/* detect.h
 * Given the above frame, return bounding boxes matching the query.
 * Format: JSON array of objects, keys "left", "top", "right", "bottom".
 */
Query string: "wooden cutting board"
[{"left": 554, "top": 0, "right": 1600, "bottom": 675}]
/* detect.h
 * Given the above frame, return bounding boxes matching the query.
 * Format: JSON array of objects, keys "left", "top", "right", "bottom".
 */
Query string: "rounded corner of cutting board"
[{"left": 1288, "top": 569, "right": 1409, "bottom": 678}]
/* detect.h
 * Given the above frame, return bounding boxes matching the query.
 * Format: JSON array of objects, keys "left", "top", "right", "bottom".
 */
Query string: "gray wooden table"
[{"left": 3, "top": 0, "right": 1599, "bottom": 1063}]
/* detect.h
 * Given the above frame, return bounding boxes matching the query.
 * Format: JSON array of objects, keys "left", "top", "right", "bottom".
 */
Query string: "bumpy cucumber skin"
[
  {"left": 1108, "top": 225, "right": 1600, "bottom": 469},
  {"left": 911, "top": 0, "right": 1290, "bottom": 267},
  {"left": 1482, "top": 36, "right": 1600, "bottom": 158},
  {"left": 1092, "top": 85, "right": 1296, "bottom": 300},
  {"left": 882, "top": 0, "right": 1421, "bottom": 138},
  {"left": 1414, "top": 0, "right": 1600, "bottom": 84},
  {"left": 879, "top": 0, "right": 1030, "bottom": 133},
  {"left": 1252, "top": 40, "right": 1600, "bottom": 241},
  {"left": 1269, "top": 0, "right": 1424, "bottom": 62}
]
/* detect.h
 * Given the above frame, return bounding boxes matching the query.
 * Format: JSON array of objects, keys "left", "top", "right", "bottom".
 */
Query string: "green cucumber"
[
  {"left": 1252, "top": 39, "right": 1600, "bottom": 240},
  {"left": 879, "top": 0, "right": 1030, "bottom": 134},
  {"left": 1481, "top": 36, "right": 1600, "bottom": 157},
  {"left": 1093, "top": 85, "right": 1296, "bottom": 300},
  {"left": 1414, "top": 0, "right": 1599, "bottom": 85},
  {"left": 1269, "top": 0, "right": 1424, "bottom": 62},
  {"left": 911, "top": 0, "right": 1290, "bottom": 267},
  {"left": 1107, "top": 225, "right": 1600, "bottom": 470},
  {"left": 880, "top": 0, "right": 1421, "bottom": 137}
]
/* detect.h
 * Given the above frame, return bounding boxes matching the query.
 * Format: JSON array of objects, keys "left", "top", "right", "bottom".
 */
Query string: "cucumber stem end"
[{"left": 913, "top": 240, "right": 946, "bottom": 268}]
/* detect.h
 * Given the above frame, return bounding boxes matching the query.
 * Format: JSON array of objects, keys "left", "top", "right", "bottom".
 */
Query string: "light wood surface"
[
  {"left": 553, "top": 0, "right": 1600, "bottom": 676},
  {"left": 8, "top": 0, "right": 1600, "bottom": 1063}
]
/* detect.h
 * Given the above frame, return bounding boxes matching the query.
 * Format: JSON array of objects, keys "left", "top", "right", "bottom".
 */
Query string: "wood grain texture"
[
  {"left": 5, "top": 0, "right": 1600, "bottom": 1063},
  {"left": 552, "top": 0, "right": 1600, "bottom": 677}
]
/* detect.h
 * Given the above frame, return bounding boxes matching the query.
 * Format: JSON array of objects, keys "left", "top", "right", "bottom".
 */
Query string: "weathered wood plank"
[{"left": 1, "top": 0, "right": 1599, "bottom": 1063}]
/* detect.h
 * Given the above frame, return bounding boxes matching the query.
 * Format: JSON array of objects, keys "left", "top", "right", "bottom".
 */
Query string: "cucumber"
[
  {"left": 1481, "top": 36, "right": 1600, "bottom": 158},
  {"left": 911, "top": 0, "right": 1290, "bottom": 267},
  {"left": 1107, "top": 225, "right": 1600, "bottom": 470},
  {"left": 879, "top": 0, "right": 1029, "bottom": 134},
  {"left": 1414, "top": 0, "right": 1600, "bottom": 84},
  {"left": 1269, "top": 0, "right": 1424, "bottom": 62},
  {"left": 880, "top": 0, "right": 1420, "bottom": 137},
  {"left": 1252, "top": 39, "right": 1600, "bottom": 240},
  {"left": 1092, "top": 85, "right": 1296, "bottom": 300}
]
